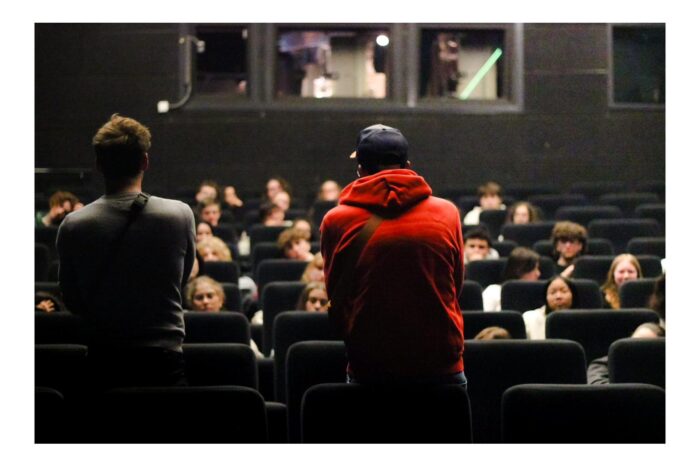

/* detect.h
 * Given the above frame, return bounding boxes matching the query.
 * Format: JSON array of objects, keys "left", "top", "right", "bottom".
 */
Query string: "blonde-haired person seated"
[
  {"left": 301, "top": 252, "right": 324, "bottom": 283},
  {"left": 277, "top": 227, "right": 314, "bottom": 261},
  {"left": 601, "top": 253, "right": 642, "bottom": 309},
  {"left": 197, "top": 236, "right": 232, "bottom": 262},
  {"left": 296, "top": 281, "right": 330, "bottom": 312}
]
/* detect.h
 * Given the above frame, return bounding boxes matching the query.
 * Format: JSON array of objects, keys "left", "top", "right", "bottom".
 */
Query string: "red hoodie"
[{"left": 321, "top": 169, "right": 464, "bottom": 379}]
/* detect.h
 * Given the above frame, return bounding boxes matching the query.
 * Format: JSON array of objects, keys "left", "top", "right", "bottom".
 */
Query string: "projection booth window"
[
  {"left": 195, "top": 25, "right": 249, "bottom": 96},
  {"left": 419, "top": 28, "right": 507, "bottom": 101},
  {"left": 611, "top": 25, "right": 665, "bottom": 105},
  {"left": 275, "top": 28, "right": 391, "bottom": 99}
]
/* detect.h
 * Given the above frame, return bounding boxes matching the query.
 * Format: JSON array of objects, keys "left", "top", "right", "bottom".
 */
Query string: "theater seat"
[{"left": 609, "top": 338, "right": 665, "bottom": 388}]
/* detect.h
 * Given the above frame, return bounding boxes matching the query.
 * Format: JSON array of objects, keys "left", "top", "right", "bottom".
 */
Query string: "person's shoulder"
[
  {"left": 149, "top": 196, "right": 194, "bottom": 216},
  {"left": 428, "top": 195, "right": 459, "bottom": 213}
]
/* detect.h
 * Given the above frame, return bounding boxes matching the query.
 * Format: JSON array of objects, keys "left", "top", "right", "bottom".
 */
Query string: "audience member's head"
[
  {"left": 463, "top": 226, "right": 494, "bottom": 264},
  {"left": 477, "top": 181, "right": 503, "bottom": 210},
  {"left": 265, "top": 176, "right": 291, "bottom": 202},
  {"left": 196, "top": 221, "right": 214, "bottom": 243},
  {"left": 318, "top": 180, "right": 341, "bottom": 201},
  {"left": 648, "top": 273, "right": 665, "bottom": 323},
  {"left": 474, "top": 326, "right": 512, "bottom": 340},
  {"left": 197, "top": 236, "right": 233, "bottom": 262},
  {"left": 198, "top": 198, "right": 222, "bottom": 227},
  {"left": 544, "top": 276, "right": 577, "bottom": 314},
  {"left": 277, "top": 227, "right": 313, "bottom": 261},
  {"left": 223, "top": 185, "right": 243, "bottom": 208},
  {"left": 631, "top": 322, "right": 665, "bottom": 338},
  {"left": 273, "top": 190, "right": 291, "bottom": 211},
  {"left": 41, "top": 191, "right": 82, "bottom": 226},
  {"left": 195, "top": 179, "right": 220, "bottom": 204},
  {"left": 503, "top": 247, "right": 541, "bottom": 282},
  {"left": 601, "top": 253, "right": 643, "bottom": 309},
  {"left": 301, "top": 252, "right": 325, "bottom": 283},
  {"left": 92, "top": 113, "right": 150, "bottom": 187},
  {"left": 506, "top": 201, "right": 540, "bottom": 225},
  {"left": 291, "top": 218, "right": 313, "bottom": 237},
  {"left": 260, "top": 202, "right": 286, "bottom": 226},
  {"left": 296, "top": 281, "right": 330, "bottom": 312},
  {"left": 186, "top": 276, "right": 225, "bottom": 311},
  {"left": 551, "top": 221, "right": 587, "bottom": 265}
]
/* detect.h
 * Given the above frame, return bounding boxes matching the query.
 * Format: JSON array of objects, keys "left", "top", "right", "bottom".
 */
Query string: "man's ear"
[
  {"left": 357, "top": 164, "right": 369, "bottom": 178},
  {"left": 404, "top": 160, "right": 412, "bottom": 169},
  {"left": 141, "top": 152, "right": 150, "bottom": 172}
]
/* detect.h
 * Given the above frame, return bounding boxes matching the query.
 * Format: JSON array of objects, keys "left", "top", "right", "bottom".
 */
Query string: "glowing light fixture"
[
  {"left": 376, "top": 34, "right": 390, "bottom": 47},
  {"left": 459, "top": 47, "right": 503, "bottom": 100}
]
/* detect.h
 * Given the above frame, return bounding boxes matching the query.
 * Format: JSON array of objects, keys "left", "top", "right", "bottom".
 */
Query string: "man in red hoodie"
[{"left": 321, "top": 124, "right": 465, "bottom": 385}]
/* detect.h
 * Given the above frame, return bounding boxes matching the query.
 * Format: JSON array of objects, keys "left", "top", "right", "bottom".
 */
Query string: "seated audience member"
[
  {"left": 295, "top": 281, "right": 330, "bottom": 312},
  {"left": 551, "top": 221, "right": 587, "bottom": 277},
  {"left": 36, "top": 190, "right": 83, "bottom": 227},
  {"left": 186, "top": 275, "right": 226, "bottom": 311},
  {"left": 197, "top": 236, "right": 233, "bottom": 262},
  {"left": 522, "top": 276, "right": 577, "bottom": 340},
  {"left": 317, "top": 180, "right": 341, "bottom": 202},
  {"left": 505, "top": 201, "right": 540, "bottom": 225},
  {"left": 273, "top": 190, "right": 292, "bottom": 212},
  {"left": 601, "top": 253, "right": 643, "bottom": 309},
  {"left": 463, "top": 225, "right": 499, "bottom": 265},
  {"left": 483, "top": 247, "right": 541, "bottom": 311},
  {"left": 195, "top": 179, "right": 220, "bottom": 204},
  {"left": 587, "top": 322, "right": 665, "bottom": 385},
  {"left": 649, "top": 273, "right": 665, "bottom": 328},
  {"left": 197, "top": 198, "right": 222, "bottom": 227},
  {"left": 259, "top": 202, "right": 288, "bottom": 226},
  {"left": 474, "top": 326, "right": 512, "bottom": 340},
  {"left": 301, "top": 252, "right": 324, "bottom": 283},
  {"left": 196, "top": 221, "right": 214, "bottom": 243},
  {"left": 291, "top": 217, "right": 313, "bottom": 237},
  {"left": 463, "top": 181, "right": 506, "bottom": 226},
  {"left": 35, "top": 291, "right": 66, "bottom": 313},
  {"left": 223, "top": 185, "right": 243, "bottom": 208},
  {"left": 263, "top": 176, "right": 291, "bottom": 203},
  {"left": 277, "top": 227, "right": 314, "bottom": 261}
]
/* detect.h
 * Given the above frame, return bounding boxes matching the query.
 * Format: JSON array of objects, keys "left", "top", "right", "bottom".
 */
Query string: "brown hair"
[
  {"left": 502, "top": 247, "right": 540, "bottom": 282},
  {"left": 477, "top": 181, "right": 502, "bottom": 198},
  {"left": 505, "top": 201, "right": 540, "bottom": 224},
  {"left": 551, "top": 221, "right": 588, "bottom": 255},
  {"left": 601, "top": 254, "right": 643, "bottom": 309},
  {"left": 474, "top": 326, "right": 512, "bottom": 340},
  {"left": 92, "top": 113, "right": 151, "bottom": 179},
  {"left": 295, "top": 281, "right": 327, "bottom": 310},
  {"left": 48, "top": 191, "right": 80, "bottom": 208},
  {"left": 277, "top": 227, "right": 311, "bottom": 252}
]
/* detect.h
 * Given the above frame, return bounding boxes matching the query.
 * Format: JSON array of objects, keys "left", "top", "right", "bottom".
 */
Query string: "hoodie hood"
[{"left": 339, "top": 169, "right": 432, "bottom": 215}]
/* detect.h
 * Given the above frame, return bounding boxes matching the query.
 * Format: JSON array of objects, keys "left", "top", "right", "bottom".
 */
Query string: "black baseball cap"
[{"left": 349, "top": 124, "right": 408, "bottom": 168}]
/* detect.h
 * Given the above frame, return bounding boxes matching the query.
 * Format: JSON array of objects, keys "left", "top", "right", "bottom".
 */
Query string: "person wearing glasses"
[{"left": 550, "top": 221, "right": 588, "bottom": 278}]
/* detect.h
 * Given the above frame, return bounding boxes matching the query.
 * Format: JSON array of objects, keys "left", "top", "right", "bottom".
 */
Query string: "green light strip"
[{"left": 459, "top": 48, "right": 503, "bottom": 100}]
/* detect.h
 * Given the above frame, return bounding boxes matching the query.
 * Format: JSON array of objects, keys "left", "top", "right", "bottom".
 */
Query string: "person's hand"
[
  {"left": 561, "top": 264, "right": 575, "bottom": 278},
  {"left": 224, "top": 186, "right": 243, "bottom": 207},
  {"left": 36, "top": 300, "right": 55, "bottom": 313}
]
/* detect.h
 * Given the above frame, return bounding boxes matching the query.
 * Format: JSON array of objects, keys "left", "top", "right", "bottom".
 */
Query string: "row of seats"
[
  {"left": 36, "top": 338, "right": 664, "bottom": 443},
  {"left": 36, "top": 308, "right": 661, "bottom": 403}
]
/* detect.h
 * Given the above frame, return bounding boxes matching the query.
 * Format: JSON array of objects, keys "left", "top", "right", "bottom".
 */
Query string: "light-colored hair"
[
  {"left": 474, "top": 326, "right": 511, "bottom": 340},
  {"left": 295, "top": 281, "right": 327, "bottom": 310},
  {"left": 92, "top": 113, "right": 151, "bottom": 179},
  {"left": 197, "top": 236, "right": 232, "bottom": 261},
  {"left": 601, "top": 254, "right": 643, "bottom": 309},
  {"left": 301, "top": 252, "right": 324, "bottom": 283},
  {"left": 277, "top": 227, "right": 311, "bottom": 252},
  {"left": 185, "top": 275, "right": 225, "bottom": 310},
  {"left": 48, "top": 191, "right": 80, "bottom": 208}
]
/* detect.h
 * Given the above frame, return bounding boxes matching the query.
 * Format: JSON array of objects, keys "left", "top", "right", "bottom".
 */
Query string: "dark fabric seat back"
[
  {"left": 502, "top": 383, "right": 665, "bottom": 443},
  {"left": 554, "top": 205, "right": 623, "bottom": 225},
  {"left": 533, "top": 238, "right": 614, "bottom": 257},
  {"left": 255, "top": 259, "right": 307, "bottom": 294},
  {"left": 478, "top": 209, "right": 508, "bottom": 240},
  {"left": 619, "top": 278, "right": 658, "bottom": 309},
  {"left": 634, "top": 203, "right": 665, "bottom": 231},
  {"left": 183, "top": 311, "right": 250, "bottom": 344},
  {"left": 301, "top": 383, "right": 473, "bottom": 443},
  {"left": 261, "top": 281, "right": 307, "bottom": 355},
  {"left": 183, "top": 343, "right": 257, "bottom": 388},
  {"left": 545, "top": 309, "right": 660, "bottom": 362},
  {"left": 587, "top": 219, "right": 662, "bottom": 254},
  {"left": 35, "top": 312, "right": 88, "bottom": 345},
  {"left": 491, "top": 239, "right": 518, "bottom": 257},
  {"left": 598, "top": 192, "right": 660, "bottom": 217},
  {"left": 500, "top": 280, "right": 547, "bottom": 313},
  {"left": 627, "top": 237, "right": 665, "bottom": 258},
  {"left": 527, "top": 195, "right": 587, "bottom": 220},
  {"left": 459, "top": 280, "right": 484, "bottom": 311},
  {"left": 249, "top": 224, "right": 287, "bottom": 247},
  {"left": 463, "top": 340, "right": 586, "bottom": 443},
  {"left": 35, "top": 344, "right": 88, "bottom": 401},
  {"left": 199, "top": 260, "right": 240, "bottom": 284},
  {"left": 572, "top": 255, "right": 663, "bottom": 285},
  {"left": 501, "top": 221, "right": 557, "bottom": 248},
  {"left": 609, "top": 338, "right": 665, "bottom": 388}
]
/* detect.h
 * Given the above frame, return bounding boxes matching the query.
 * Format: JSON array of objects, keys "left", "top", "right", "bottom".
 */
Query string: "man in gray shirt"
[{"left": 57, "top": 114, "right": 195, "bottom": 389}]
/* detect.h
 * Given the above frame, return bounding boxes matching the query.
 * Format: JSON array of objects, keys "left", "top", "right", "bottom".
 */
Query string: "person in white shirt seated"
[
  {"left": 463, "top": 181, "right": 506, "bottom": 226},
  {"left": 463, "top": 226, "right": 499, "bottom": 265},
  {"left": 522, "top": 276, "right": 578, "bottom": 340},
  {"left": 482, "top": 247, "right": 541, "bottom": 311}
]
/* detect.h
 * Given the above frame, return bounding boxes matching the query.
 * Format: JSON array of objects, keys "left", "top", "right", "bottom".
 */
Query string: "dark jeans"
[{"left": 87, "top": 346, "right": 187, "bottom": 392}]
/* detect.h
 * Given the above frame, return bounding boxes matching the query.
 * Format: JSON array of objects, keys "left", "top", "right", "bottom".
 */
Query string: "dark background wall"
[{"left": 35, "top": 23, "right": 664, "bottom": 203}]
